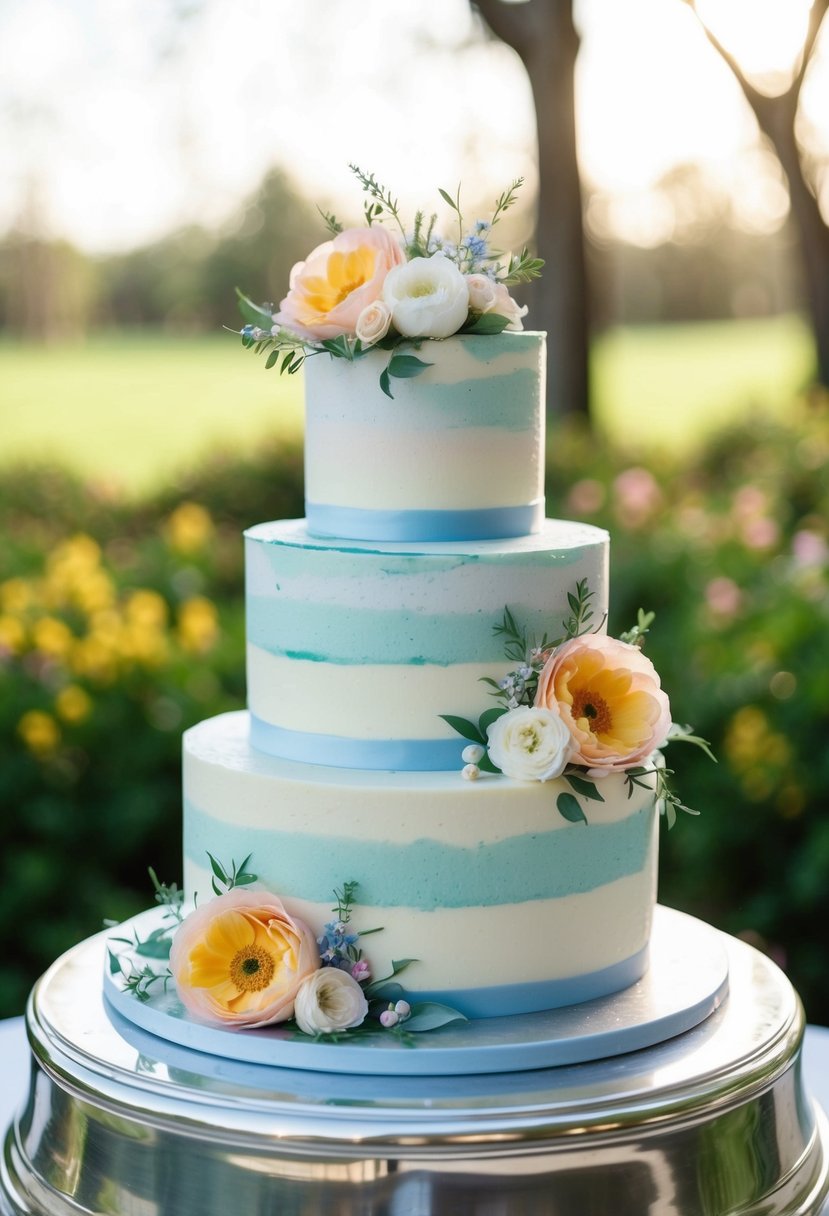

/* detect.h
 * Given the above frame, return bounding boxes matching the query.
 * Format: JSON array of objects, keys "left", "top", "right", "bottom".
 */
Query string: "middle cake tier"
[{"left": 245, "top": 518, "right": 609, "bottom": 771}]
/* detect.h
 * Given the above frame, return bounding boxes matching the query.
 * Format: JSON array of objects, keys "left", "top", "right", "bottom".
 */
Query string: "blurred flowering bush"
[{"left": 1, "top": 403, "right": 828, "bottom": 1022}]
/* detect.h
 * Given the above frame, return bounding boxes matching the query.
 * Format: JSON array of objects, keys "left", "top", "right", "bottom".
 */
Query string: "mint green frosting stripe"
[
  {"left": 247, "top": 595, "right": 552, "bottom": 665},
  {"left": 184, "top": 802, "right": 653, "bottom": 909}
]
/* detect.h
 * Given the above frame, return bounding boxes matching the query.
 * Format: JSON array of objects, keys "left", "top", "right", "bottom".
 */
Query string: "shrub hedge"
[{"left": 1, "top": 403, "right": 827, "bottom": 1022}]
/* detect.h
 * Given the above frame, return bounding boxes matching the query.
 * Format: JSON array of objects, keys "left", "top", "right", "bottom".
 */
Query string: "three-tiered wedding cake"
[{"left": 179, "top": 333, "right": 662, "bottom": 1022}]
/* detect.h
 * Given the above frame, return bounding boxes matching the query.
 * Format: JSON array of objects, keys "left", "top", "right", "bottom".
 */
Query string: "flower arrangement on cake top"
[
  {"left": 236, "top": 165, "right": 543, "bottom": 397},
  {"left": 442, "top": 581, "right": 713, "bottom": 828}
]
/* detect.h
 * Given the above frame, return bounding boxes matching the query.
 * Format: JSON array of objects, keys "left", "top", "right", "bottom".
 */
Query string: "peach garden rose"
[
  {"left": 169, "top": 888, "right": 320, "bottom": 1028},
  {"left": 534, "top": 634, "right": 672, "bottom": 774},
  {"left": 274, "top": 226, "right": 405, "bottom": 342}
]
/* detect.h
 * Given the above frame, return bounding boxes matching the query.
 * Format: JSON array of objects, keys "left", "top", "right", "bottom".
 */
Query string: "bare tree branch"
[{"left": 474, "top": 0, "right": 535, "bottom": 59}]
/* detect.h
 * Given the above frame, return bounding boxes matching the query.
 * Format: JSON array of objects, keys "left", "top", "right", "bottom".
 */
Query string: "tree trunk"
[
  {"left": 475, "top": 0, "right": 590, "bottom": 419},
  {"left": 751, "top": 97, "right": 829, "bottom": 387},
  {"left": 684, "top": 0, "right": 829, "bottom": 387}
]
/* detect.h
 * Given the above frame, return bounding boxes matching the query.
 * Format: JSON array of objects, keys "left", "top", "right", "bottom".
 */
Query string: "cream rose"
[
  {"left": 491, "top": 282, "right": 528, "bottom": 331},
  {"left": 486, "top": 706, "right": 574, "bottom": 782},
  {"left": 355, "top": 299, "right": 392, "bottom": 346},
  {"left": 534, "top": 634, "right": 672, "bottom": 774},
  {"left": 169, "top": 888, "right": 320, "bottom": 1029},
  {"left": 293, "top": 967, "right": 369, "bottom": 1035},
  {"left": 465, "top": 273, "right": 498, "bottom": 313},
  {"left": 274, "top": 226, "right": 405, "bottom": 342},
  {"left": 382, "top": 254, "right": 470, "bottom": 339}
]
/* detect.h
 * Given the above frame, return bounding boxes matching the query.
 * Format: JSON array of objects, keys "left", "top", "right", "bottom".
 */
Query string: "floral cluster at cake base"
[{"left": 108, "top": 863, "right": 465, "bottom": 1041}]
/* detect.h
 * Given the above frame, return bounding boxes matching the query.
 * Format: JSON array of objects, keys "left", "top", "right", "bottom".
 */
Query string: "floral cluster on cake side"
[
  {"left": 235, "top": 166, "right": 543, "bottom": 397},
  {"left": 442, "top": 581, "right": 713, "bottom": 827},
  {"left": 109, "top": 864, "right": 465, "bottom": 1037}
]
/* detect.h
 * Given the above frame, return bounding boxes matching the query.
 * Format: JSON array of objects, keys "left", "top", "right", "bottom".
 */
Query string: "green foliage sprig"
[{"left": 206, "top": 851, "right": 257, "bottom": 896}]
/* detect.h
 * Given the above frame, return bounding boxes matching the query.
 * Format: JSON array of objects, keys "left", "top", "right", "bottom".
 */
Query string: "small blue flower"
[
  {"left": 463, "top": 234, "right": 488, "bottom": 259},
  {"left": 475, "top": 219, "right": 491, "bottom": 233}
]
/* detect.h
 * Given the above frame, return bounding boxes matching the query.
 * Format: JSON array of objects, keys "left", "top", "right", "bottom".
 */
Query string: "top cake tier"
[{"left": 303, "top": 332, "right": 546, "bottom": 544}]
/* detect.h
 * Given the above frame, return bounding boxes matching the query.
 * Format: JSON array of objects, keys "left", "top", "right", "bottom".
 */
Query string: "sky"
[{"left": 0, "top": 0, "right": 827, "bottom": 253}]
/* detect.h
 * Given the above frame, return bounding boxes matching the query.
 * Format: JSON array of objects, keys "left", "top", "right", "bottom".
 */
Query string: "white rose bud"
[
  {"left": 461, "top": 744, "right": 485, "bottom": 764},
  {"left": 355, "top": 300, "right": 392, "bottom": 347},
  {"left": 293, "top": 967, "right": 369, "bottom": 1035},
  {"left": 486, "top": 707, "right": 574, "bottom": 782},
  {"left": 465, "top": 273, "right": 497, "bottom": 313},
  {"left": 382, "top": 255, "right": 470, "bottom": 339}
]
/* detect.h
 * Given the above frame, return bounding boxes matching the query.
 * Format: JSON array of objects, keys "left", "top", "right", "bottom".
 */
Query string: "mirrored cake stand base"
[{"left": 2, "top": 908, "right": 828, "bottom": 1216}]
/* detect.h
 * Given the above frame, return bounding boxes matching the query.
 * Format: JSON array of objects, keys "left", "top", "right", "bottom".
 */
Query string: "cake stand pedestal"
[{"left": 2, "top": 917, "right": 828, "bottom": 1216}]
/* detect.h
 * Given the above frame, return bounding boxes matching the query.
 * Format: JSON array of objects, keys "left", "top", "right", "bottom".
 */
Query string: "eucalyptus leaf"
[
  {"left": 107, "top": 949, "right": 123, "bottom": 976},
  {"left": 461, "top": 312, "right": 511, "bottom": 335},
  {"left": 565, "top": 774, "right": 605, "bottom": 803},
  {"left": 379, "top": 367, "right": 394, "bottom": 399},
  {"left": 235, "top": 288, "right": 273, "bottom": 330},
  {"left": 438, "top": 714, "right": 485, "bottom": 745},
  {"left": 404, "top": 1003, "right": 468, "bottom": 1032},
  {"left": 556, "top": 792, "right": 588, "bottom": 824},
  {"left": 478, "top": 706, "right": 507, "bottom": 736},
  {"left": 135, "top": 930, "right": 173, "bottom": 960},
  {"left": 478, "top": 753, "right": 502, "bottom": 775},
  {"left": 265, "top": 350, "right": 279, "bottom": 370},
  {"left": 388, "top": 354, "right": 433, "bottom": 379},
  {"left": 206, "top": 852, "right": 228, "bottom": 884}
]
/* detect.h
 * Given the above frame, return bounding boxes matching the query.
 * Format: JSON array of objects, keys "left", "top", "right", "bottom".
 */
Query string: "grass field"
[{"left": 1, "top": 315, "right": 815, "bottom": 494}]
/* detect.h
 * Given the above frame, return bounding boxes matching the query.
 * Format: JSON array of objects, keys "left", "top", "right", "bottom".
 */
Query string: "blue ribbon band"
[
  {"left": 250, "top": 714, "right": 463, "bottom": 772},
  {"left": 395, "top": 946, "right": 649, "bottom": 1018},
  {"left": 305, "top": 500, "right": 544, "bottom": 543}
]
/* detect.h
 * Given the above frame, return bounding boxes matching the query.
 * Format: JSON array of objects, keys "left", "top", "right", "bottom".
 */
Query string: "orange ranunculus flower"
[
  {"left": 274, "top": 226, "right": 405, "bottom": 341},
  {"left": 169, "top": 888, "right": 320, "bottom": 1028},
  {"left": 534, "top": 634, "right": 671, "bottom": 774}
]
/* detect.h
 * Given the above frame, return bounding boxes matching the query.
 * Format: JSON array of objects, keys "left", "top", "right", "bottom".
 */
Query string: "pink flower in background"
[
  {"left": 169, "top": 888, "right": 319, "bottom": 1028},
  {"left": 705, "top": 576, "right": 742, "bottom": 621},
  {"left": 567, "top": 479, "right": 606, "bottom": 516},
  {"left": 792, "top": 529, "right": 828, "bottom": 567},
  {"left": 534, "top": 633, "right": 671, "bottom": 774},
  {"left": 275, "top": 226, "right": 405, "bottom": 342},
  {"left": 612, "top": 467, "right": 664, "bottom": 529}
]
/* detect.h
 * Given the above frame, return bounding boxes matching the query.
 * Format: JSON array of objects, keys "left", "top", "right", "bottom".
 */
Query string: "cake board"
[{"left": 2, "top": 913, "right": 828, "bottom": 1215}]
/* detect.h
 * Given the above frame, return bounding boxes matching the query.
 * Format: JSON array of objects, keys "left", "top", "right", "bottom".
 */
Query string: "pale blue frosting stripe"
[
  {"left": 306, "top": 501, "right": 544, "bottom": 543},
  {"left": 249, "top": 715, "right": 463, "bottom": 770},
  {"left": 184, "top": 800, "right": 654, "bottom": 909},
  {"left": 310, "top": 367, "right": 539, "bottom": 432},
  {"left": 398, "top": 948, "right": 648, "bottom": 1018}
]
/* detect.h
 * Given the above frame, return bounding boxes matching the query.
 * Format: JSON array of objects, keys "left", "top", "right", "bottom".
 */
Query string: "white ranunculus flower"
[
  {"left": 293, "top": 967, "right": 369, "bottom": 1035},
  {"left": 465, "top": 273, "right": 497, "bottom": 313},
  {"left": 382, "top": 255, "right": 470, "bottom": 339},
  {"left": 355, "top": 300, "right": 392, "bottom": 346},
  {"left": 486, "top": 706, "right": 574, "bottom": 782}
]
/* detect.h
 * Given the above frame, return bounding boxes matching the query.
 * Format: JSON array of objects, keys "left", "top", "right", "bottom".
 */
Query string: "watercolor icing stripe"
[
  {"left": 248, "top": 715, "right": 464, "bottom": 769},
  {"left": 183, "top": 798, "right": 655, "bottom": 910}
]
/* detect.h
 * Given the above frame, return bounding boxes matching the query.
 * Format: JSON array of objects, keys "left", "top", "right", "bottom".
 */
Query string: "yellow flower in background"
[
  {"left": 165, "top": 503, "right": 214, "bottom": 555},
  {"left": 0, "top": 615, "right": 26, "bottom": 654},
  {"left": 177, "top": 597, "right": 219, "bottom": 653},
  {"left": 70, "top": 635, "right": 118, "bottom": 684},
  {"left": 33, "top": 617, "right": 74, "bottom": 660},
  {"left": 0, "top": 578, "right": 34, "bottom": 615},
  {"left": 74, "top": 570, "right": 117, "bottom": 616},
  {"left": 125, "top": 589, "right": 168, "bottom": 629},
  {"left": 55, "top": 685, "right": 93, "bottom": 725},
  {"left": 18, "top": 710, "right": 61, "bottom": 756}
]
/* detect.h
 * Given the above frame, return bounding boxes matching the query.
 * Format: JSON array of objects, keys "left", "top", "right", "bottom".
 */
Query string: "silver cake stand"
[{"left": 2, "top": 913, "right": 828, "bottom": 1216}]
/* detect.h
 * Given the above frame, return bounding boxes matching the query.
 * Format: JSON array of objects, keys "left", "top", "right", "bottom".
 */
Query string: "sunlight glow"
[{"left": 695, "top": 0, "right": 814, "bottom": 89}]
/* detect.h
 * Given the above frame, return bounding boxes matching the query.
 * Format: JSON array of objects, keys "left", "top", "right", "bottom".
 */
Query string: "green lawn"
[{"left": 1, "top": 316, "right": 815, "bottom": 493}]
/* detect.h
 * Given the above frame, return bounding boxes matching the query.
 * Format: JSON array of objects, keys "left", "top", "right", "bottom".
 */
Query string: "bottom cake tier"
[{"left": 183, "top": 711, "right": 660, "bottom": 1018}]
